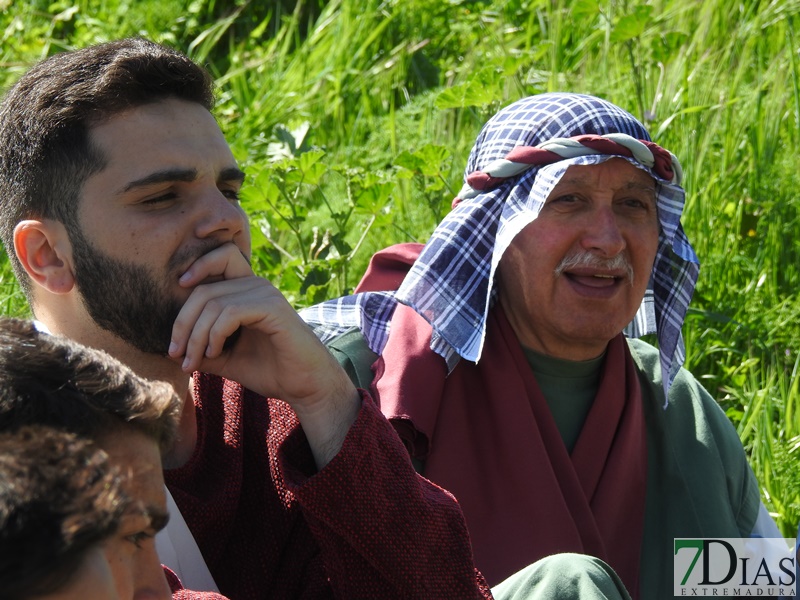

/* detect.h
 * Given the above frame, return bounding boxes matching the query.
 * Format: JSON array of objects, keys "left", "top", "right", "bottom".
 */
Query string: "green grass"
[{"left": 1, "top": 0, "right": 798, "bottom": 535}]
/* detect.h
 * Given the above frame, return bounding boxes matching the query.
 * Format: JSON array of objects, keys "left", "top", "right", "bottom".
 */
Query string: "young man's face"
[
  {"left": 41, "top": 545, "right": 119, "bottom": 600},
  {"left": 70, "top": 98, "right": 250, "bottom": 354},
  {"left": 35, "top": 429, "right": 171, "bottom": 600},
  {"left": 497, "top": 158, "right": 660, "bottom": 361},
  {"left": 99, "top": 429, "right": 171, "bottom": 600}
]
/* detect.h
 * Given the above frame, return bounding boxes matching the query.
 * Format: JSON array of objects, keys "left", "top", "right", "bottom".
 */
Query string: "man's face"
[
  {"left": 71, "top": 98, "right": 250, "bottom": 354},
  {"left": 42, "top": 545, "right": 119, "bottom": 600},
  {"left": 497, "top": 158, "right": 660, "bottom": 361},
  {"left": 99, "top": 430, "right": 171, "bottom": 600}
]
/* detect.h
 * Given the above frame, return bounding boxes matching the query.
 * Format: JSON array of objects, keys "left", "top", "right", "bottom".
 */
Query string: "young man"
[
  {"left": 1, "top": 425, "right": 130, "bottom": 600},
  {"left": 0, "top": 39, "right": 490, "bottom": 598},
  {"left": 302, "top": 93, "right": 783, "bottom": 598},
  {"left": 0, "top": 317, "right": 182, "bottom": 599}
]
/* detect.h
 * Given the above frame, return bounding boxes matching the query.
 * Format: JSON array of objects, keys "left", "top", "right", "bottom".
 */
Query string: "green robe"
[{"left": 327, "top": 330, "right": 760, "bottom": 600}]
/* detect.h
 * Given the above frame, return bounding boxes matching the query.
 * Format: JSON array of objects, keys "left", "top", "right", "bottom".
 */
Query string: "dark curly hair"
[{"left": 0, "top": 425, "right": 129, "bottom": 599}]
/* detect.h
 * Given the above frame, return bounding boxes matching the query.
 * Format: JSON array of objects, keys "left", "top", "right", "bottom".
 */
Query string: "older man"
[{"left": 302, "top": 93, "right": 779, "bottom": 598}]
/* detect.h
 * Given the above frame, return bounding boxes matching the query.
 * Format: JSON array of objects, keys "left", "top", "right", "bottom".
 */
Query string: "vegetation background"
[{"left": 1, "top": 0, "right": 798, "bottom": 535}]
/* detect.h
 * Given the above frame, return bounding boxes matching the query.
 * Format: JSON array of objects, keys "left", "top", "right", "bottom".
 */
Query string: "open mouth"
[
  {"left": 568, "top": 272, "right": 619, "bottom": 285},
  {"left": 555, "top": 252, "right": 634, "bottom": 287},
  {"left": 562, "top": 271, "right": 631, "bottom": 295}
]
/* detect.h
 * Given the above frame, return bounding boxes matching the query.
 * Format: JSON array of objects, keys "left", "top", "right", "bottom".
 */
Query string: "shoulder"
[
  {"left": 325, "top": 328, "right": 379, "bottom": 390},
  {"left": 626, "top": 338, "right": 760, "bottom": 534},
  {"left": 627, "top": 339, "right": 730, "bottom": 422},
  {"left": 626, "top": 337, "right": 740, "bottom": 444}
]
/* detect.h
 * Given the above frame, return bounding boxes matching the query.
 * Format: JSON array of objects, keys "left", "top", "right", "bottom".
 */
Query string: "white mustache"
[{"left": 554, "top": 252, "right": 634, "bottom": 285}]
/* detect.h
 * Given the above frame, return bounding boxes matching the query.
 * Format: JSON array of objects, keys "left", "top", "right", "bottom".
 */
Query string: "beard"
[{"left": 70, "top": 229, "right": 189, "bottom": 355}]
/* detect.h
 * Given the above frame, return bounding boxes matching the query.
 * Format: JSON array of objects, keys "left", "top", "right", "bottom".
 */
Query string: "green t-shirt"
[{"left": 522, "top": 347, "right": 603, "bottom": 453}]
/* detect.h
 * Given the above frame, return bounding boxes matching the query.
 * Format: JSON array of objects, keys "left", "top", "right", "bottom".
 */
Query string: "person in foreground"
[
  {"left": 302, "top": 92, "right": 782, "bottom": 599},
  {"left": 0, "top": 425, "right": 133, "bottom": 600},
  {"left": 0, "top": 317, "right": 183, "bottom": 599},
  {"left": 0, "top": 38, "right": 492, "bottom": 599}
]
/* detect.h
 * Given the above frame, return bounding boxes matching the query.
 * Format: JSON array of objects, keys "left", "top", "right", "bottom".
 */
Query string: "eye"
[
  {"left": 221, "top": 188, "right": 241, "bottom": 202},
  {"left": 619, "top": 196, "right": 655, "bottom": 211},
  {"left": 545, "top": 193, "right": 585, "bottom": 212},
  {"left": 624, "top": 198, "right": 647, "bottom": 208},
  {"left": 140, "top": 192, "right": 177, "bottom": 206},
  {"left": 126, "top": 530, "right": 154, "bottom": 549},
  {"left": 550, "top": 194, "right": 579, "bottom": 204}
]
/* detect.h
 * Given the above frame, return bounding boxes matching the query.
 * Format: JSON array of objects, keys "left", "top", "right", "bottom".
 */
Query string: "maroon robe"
[
  {"left": 361, "top": 244, "right": 648, "bottom": 593},
  {"left": 164, "top": 374, "right": 491, "bottom": 599}
]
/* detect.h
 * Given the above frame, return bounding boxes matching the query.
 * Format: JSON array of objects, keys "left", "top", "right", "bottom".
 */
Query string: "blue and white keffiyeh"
[{"left": 301, "top": 93, "right": 700, "bottom": 400}]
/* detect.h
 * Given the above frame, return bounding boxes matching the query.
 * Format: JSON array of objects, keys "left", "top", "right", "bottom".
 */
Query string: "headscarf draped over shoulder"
[{"left": 302, "top": 93, "right": 699, "bottom": 401}]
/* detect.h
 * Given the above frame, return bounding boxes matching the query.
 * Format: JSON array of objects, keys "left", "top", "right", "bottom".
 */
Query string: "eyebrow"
[
  {"left": 623, "top": 181, "right": 657, "bottom": 194},
  {"left": 118, "top": 168, "right": 197, "bottom": 195},
  {"left": 147, "top": 506, "right": 170, "bottom": 533},
  {"left": 117, "top": 166, "right": 246, "bottom": 195},
  {"left": 219, "top": 166, "right": 246, "bottom": 185}
]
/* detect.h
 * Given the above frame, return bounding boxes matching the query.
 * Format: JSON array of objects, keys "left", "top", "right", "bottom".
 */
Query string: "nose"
[
  {"left": 134, "top": 543, "right": 172, "bottom": 600},
  {"left": 580, "top": 206, "right": 625, "bottom": 257},
  {"left": 194, "top": 187, "right": 248, "bottom": 244}
]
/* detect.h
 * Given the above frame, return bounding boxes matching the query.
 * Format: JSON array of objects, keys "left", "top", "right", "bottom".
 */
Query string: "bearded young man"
[
  {"left": 0, "top": 39, "right": 492, "bottom": 599},
  {"left": 302, "top": 93, "right": 782, "bottom": 599}
]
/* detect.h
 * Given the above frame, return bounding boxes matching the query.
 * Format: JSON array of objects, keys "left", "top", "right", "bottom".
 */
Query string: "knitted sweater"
[{"left": 164, "top": 373, "right": 490, "bottom": 599}]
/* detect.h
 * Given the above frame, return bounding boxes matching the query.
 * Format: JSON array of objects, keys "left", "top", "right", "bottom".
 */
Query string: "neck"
[
  {"left": 35, "top": 309, "right": 198, "bottom": 469},
  {"left": 162, "top": 382, "right": 198, "bottom": 469}
]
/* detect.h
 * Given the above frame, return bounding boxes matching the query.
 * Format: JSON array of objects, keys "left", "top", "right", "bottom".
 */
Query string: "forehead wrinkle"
[{"left": 552, "top": 172, "right": 655, "bottom": 193}]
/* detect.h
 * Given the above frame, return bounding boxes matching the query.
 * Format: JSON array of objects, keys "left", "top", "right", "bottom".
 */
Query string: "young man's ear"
[{"left": 13, "top": 220, "right": 75, "bottom": 294}]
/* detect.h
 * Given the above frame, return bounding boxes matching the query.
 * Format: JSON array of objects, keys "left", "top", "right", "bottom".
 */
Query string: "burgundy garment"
[
  {"left": 165, "top": 567, "right": 228, "bottom": 599},
  {"left": 355, "top": 242, "right": 424, "bottom": 293},
  {"left": 164, "top": 374, "right": 490, "bottom": 600},
  {"left": 362, "top": 244, "right": 648, "bottom": 594}
]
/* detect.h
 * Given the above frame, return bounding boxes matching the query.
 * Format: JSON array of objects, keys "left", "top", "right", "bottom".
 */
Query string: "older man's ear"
[{"left": 13, "top": 219, "right": 76, "bottom": 294}]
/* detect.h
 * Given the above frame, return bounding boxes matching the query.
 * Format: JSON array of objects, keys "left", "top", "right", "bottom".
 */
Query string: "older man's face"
[{"left": 497, "top": 158, "right": 659, "bottom": 361}]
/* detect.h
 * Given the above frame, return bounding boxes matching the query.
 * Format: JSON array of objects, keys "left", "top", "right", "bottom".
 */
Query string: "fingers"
[
  {"left": 169, "top": 243, "right": 257, "bottom": 370},
  {"left": 166, "top": 244, "right": 345, "bottom": 407},
  {"left": 168, "top": 277, "right": 279, "bottom": 372},
  {"left": 178, "top": 243, "right": 252, "bottom": 288}
]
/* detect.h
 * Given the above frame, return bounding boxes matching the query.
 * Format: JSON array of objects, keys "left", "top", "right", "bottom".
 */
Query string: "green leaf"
[
  {"left": 330, "top": 232, "right": 353, "bottom": 255},
  {"left": 298, "top": 148, "right": 326, "bottom": 173},
  {"left": 394, "top": 144, "right": 450, "bottom": 176},
  {"left": 434, "top": 79, "right": 498, "bottom": 109},
  {"left": 355, "top": 182, "right": 394, "bottom": 212},
  {"left": 610, "top": 6, "right": 653, "bottom": 43},
  {"left": 298, "top": 161, "right": 327, "bottom": 186},
  {"left": 414, "top": 144, "right": 451, "bottom": 177},
  {"left": 394, "top": 150, "right": 424, "bottom": 172},
  {"left": 571, "top": 0, "right": 599, "bottom": 20},
  {"left": 300, "top": 266, "right": 331, "bottom": 295}
]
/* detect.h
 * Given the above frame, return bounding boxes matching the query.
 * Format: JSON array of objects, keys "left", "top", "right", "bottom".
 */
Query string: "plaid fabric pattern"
[{"left": 301, "top": 93, "right": 700, "bottom": 400}]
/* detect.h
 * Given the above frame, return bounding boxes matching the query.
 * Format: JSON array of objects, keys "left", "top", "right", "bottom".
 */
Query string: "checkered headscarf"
[{"left": 301, "top": 93, "right": 699, "bottom": 399}]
